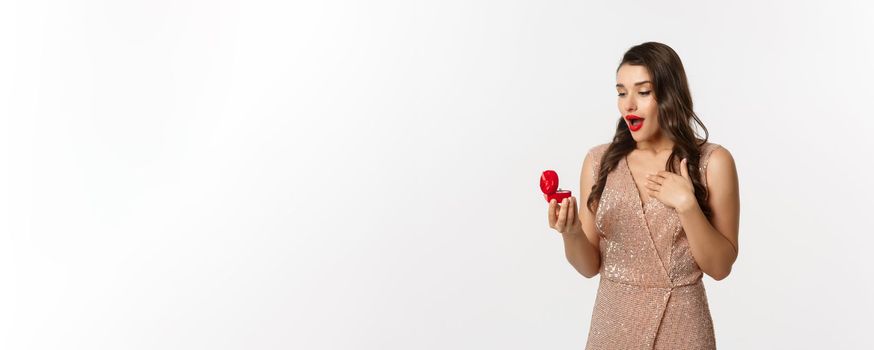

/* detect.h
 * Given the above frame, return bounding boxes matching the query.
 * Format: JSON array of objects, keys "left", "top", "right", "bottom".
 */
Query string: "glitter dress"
[{"left": 584, "top": 142, "right": 722, "bottom": 350}]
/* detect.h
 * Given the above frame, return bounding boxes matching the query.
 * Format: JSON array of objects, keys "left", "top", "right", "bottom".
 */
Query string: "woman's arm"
[
  {"left": 562, "top": 150, "right": 602, "bottom": 278},
  {"left": 676, "top": 147, "right": 740, "bottom": 280}
]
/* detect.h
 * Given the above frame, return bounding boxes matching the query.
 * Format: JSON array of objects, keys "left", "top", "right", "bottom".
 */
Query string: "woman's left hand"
[{"left": 646, "top": 158, "right": 697, "bottom": 212}]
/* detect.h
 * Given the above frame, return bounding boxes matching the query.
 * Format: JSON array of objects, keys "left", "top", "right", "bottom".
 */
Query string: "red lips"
[
  {"left": 625, "top": 114, "right": 644, "bottom": 132},
  {"left": 540, "top": 170, "right": 572, "bottom": 203}
]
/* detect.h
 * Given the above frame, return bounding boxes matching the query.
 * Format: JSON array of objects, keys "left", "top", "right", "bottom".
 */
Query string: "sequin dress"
[{"left": 584, "top": 142, "right": 722, "bottom": 350}]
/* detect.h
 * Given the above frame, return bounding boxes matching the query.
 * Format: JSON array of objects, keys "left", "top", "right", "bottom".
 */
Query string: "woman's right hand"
[{"left": 548, "top": 196, "right": 584, "bottom": 237}]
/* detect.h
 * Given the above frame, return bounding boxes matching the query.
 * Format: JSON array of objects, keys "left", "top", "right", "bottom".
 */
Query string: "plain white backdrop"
[{"left": 1, "top": 0, "right": 872, "bottom": 349}]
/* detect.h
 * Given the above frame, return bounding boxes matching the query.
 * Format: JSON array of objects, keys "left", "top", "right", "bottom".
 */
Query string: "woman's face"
[{"left": 616, "top": 64, "right": 660, "bottom": 142}]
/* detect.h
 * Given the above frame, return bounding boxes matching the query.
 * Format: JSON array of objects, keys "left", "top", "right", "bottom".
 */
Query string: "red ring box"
[{"left": 540, "top": 170, "right": 572, "bottom": 203}]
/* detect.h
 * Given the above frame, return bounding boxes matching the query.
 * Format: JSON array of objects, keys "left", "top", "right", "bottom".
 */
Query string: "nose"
[{"left": 623, "top": 100, "right": 636, "bottom": 114}]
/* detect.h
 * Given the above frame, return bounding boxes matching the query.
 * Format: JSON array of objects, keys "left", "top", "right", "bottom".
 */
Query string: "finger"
[
  {"left": 565, "top": 197, "right": 577, "bottom": 232},
  {"left": 645, "top": 181, "right": 660, "bottom": 191},
  {"left": 649, "top": 171, "right": 666, "bottom": 179},
  {"left": 556, "top": 197, "right": 568, "bottom": 230},
  {"left": 646, "top": 174, "right": 664, "bottom": 185},
  {"left": 548, "top": 199, "right": 557, "bottom": 228}
]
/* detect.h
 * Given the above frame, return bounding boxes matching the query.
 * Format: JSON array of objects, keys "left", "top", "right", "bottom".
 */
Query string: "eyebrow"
[{"left": 615, "top": 80, "right": 652, "bottom": 88}]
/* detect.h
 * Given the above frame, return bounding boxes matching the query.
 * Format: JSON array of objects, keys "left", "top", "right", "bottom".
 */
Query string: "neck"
[{"left": 634, "top": 135, "right": 675, "bottom": 153}]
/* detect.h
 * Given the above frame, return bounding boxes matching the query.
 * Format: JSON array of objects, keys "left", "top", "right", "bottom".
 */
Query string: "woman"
[{"left": 547, "top": 42, "right": 740, "bottom": 349}]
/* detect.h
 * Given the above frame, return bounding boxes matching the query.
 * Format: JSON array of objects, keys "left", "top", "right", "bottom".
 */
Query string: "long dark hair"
[{"left": 585, "top": 42, "right": 713, "bottom": 220}]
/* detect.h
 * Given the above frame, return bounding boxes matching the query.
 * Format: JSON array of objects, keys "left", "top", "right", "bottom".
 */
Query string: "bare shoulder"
[
  {"left": 706, "top": 144, "right": 737, "bottom": 182},
  {"left": 587, "top": 142, "right": 611, "bottom": 161},
  {"left": 581, "top": 142, "right": 610, "bottom": 182},
  {"left": 590, "top": 142, "right": 611, "bottom": 154},
  {"left": 583, "top": 142, "right": 612, "bottom": 178},
  {"left": 711, "top": 144, "right": 732, "bottom": 161}
]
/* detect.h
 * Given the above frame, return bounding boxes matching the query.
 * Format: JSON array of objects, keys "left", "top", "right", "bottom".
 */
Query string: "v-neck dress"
[{"left": 583, "top": 142, "right": 722, "bottom": 350}]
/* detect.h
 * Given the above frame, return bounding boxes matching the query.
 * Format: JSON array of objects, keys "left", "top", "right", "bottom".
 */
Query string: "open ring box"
[{"left": 540, "top": 170, "right": 572, "bottom": 203}]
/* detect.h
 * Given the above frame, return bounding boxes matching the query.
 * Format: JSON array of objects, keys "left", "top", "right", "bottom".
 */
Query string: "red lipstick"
[
  {"left": 625, "top": 114, "right": 644, "bottom": 132},
  {"left": 540, "top": 170, "right": 572, "bottom": 203}
]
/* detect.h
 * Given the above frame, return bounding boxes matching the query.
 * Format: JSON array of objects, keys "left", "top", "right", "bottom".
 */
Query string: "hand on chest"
[
  {"left": 625, "top": 151, "right": 675, "bottom": 204},
  {"left": 621, "top": 149, "right": 699, "bottom": 215}
]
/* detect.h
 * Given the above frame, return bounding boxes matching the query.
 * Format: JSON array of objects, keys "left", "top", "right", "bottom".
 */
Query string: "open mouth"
[{"left": 625, "top": 115, "right": 645, "bottom": 130}]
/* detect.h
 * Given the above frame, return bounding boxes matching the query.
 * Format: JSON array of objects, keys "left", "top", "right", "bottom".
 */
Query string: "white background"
[{"left": 1, "top": 0, "right": 872, "bottom": 349}]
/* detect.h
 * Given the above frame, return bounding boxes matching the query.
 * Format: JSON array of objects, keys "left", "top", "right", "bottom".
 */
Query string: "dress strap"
[
  {"left": 587, "top": 143, "right": 610, "bottom": 183},
  {"left": 699, "top": 143, "right": 722, "bottom": 189}
]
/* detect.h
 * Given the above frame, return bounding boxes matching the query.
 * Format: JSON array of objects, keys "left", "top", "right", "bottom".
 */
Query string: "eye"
[
  {"left": 617, "top": 92, "right": 626, "bottom": 97},
  {"left": 639, "top": 91, "right": 651, "bottom": 96}
]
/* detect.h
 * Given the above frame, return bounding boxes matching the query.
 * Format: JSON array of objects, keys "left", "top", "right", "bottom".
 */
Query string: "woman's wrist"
[{"left": 561, "top": 226, "right": 585, "bottom": 240}]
